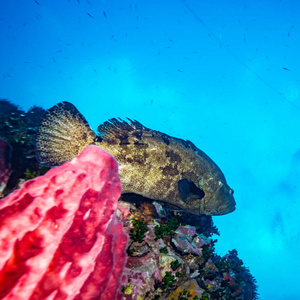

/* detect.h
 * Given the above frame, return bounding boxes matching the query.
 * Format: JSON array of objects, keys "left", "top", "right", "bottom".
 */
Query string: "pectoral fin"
[{"left": 36, "top": 102, "right": 96, "bottom": 166}]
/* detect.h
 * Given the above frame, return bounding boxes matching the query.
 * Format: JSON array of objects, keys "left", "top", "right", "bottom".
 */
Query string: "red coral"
[
  {"left": 223, "top": 272, "right": 235, "bottom": 286},
  {"left": 0, "top": 145, "right": 128, "bottom": 300}
]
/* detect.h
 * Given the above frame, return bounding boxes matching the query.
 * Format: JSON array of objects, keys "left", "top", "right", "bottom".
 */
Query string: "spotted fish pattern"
[{"left": 36, "top": 102, "right": 236, "bottom": 216}]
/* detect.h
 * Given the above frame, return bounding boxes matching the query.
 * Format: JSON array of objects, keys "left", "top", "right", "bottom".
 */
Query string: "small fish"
[
  {"left": 9, "top": 116, "right": 20, "bottom": 121},
  {"left": 33, "top": 0, "right": 41, "bottom": 6},
  {"left": 36, "top": 102, "right": 236, "bottom": 216},
  {"left": 86, "top": 13, "right": 94, "bottom": 19},
  {"left": 283, "top": 67, "right": 290, "bottom": 71}
]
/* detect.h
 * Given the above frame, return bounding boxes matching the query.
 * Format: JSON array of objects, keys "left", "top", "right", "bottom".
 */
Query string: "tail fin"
[{"left": 35, "top": 102, "right": 96, "bottom": 167}]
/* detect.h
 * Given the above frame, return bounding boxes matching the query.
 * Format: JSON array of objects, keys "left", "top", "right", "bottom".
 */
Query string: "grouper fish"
[{"left": 35, "top": 102, "right": 236, "bottom": 216}]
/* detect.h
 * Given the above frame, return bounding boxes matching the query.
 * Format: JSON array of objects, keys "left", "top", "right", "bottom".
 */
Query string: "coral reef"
[
  {"left": 0, "top": 99, "right": 48, "bottom": 197},
  {"left": 117, "top": 199, "right": 258, "bottom": 300},
  {"left": 0, "top": 99, "right": 258, "bottom": 299},
  {"left": 0, "top": 145, "right": 128, "bottom": 299},
  {"left": 0, "top": 138, "right": 12, "bottom": 197}
]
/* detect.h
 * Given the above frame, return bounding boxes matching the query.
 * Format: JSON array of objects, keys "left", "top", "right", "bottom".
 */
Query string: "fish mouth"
[
  {"left": 205, "top": 184, "right": 236, "bottom": 216},
  {"left": 216, "top": 200, "right": 236, "bottom": 215},
  {"left": 216, "top": 189, "right": 236, "bottom": 214}
]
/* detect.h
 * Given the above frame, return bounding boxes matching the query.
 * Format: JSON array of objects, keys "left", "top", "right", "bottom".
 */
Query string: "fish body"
[{"left": 36, "top": 102, "right": 235, "bottom": 216}]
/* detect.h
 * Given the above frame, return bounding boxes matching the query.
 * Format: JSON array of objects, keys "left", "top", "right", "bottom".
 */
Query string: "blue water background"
[{"left": 1, "top": 1, "right": 300, "bottom": 299}]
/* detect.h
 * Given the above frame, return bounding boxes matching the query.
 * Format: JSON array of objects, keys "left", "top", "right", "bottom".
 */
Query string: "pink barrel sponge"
[{"left": 0, "top": 145, "right": 128, "bottom": 300}]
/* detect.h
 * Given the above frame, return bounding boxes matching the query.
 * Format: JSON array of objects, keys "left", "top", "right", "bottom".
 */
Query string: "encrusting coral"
[{"left": 118, "top": 200, "right": 258, "bottom": 300}]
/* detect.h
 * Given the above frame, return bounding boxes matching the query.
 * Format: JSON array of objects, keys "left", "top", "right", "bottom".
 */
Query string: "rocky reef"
[
  {"left": 0, "top": 100, "right": 259, "bottom": 299},
  {"left": 0, "top": 138, "right": 12, "bottom": 197},
  {"left": 0, "top": 99, "right": 48, "bottom": 197},
  {"left": 117, "top": 198, "right": 258, "bottom": 300}
]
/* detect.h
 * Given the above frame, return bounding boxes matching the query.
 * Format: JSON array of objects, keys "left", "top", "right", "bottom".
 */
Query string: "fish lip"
[
  {"left": 204, "top": 183, "right": 236, "bottom": 215},
  {"left": 218, "top": 203, "right": 236, "bottom": 215},
  {"left": 216, "top": 195, "right": 236, "bottom": 215}
]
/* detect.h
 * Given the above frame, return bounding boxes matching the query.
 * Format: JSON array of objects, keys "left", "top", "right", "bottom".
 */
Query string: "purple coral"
[{"left": 118, "top": 201, "right": 258, "bottom": 299}]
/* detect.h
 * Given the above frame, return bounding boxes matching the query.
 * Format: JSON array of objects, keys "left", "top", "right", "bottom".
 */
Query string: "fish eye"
[{"left": 229, "top": 189, "right": 234, "bottom": 195}]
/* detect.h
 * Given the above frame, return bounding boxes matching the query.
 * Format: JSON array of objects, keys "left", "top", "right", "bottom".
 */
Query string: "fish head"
[{"left": 198, "top": 172, "right": 236, "bottom": 215}]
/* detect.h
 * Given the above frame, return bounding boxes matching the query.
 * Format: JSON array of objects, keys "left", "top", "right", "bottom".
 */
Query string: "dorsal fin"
[
  {"left": 97, "top": 118, "right": 146, "bottom": 145},
  {"left": 36, "top": 102, "right": 96, "bottom": 166}
]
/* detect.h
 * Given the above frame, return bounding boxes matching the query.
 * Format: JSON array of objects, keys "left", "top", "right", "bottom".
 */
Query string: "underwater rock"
[
  {"left": 171, "top": 226, "right": 204, "bottom": 256},
  {"left": 0, "top": 145, "right": 128, "bottom": 300},
  {"left": 0, "top": 138, "right": 11, "bottom": 197},
  {"left": 118, "top": 200, "right": 259, "bottom": 299},
  {"left": 169, "top": 279, "right": 204, "bottom": 299},
  {"left": 127, "top": 240, "right": 151, "bottom": 257},
  {"left": 0, "top": 99, "right": 47, "bottom": 196}
]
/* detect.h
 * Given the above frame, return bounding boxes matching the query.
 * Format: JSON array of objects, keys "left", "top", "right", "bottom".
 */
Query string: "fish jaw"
[{"left": 203, "top": 183, "right": 236, "bottom": 216}]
